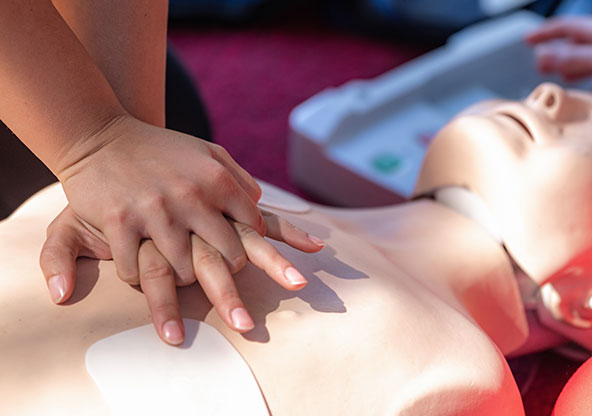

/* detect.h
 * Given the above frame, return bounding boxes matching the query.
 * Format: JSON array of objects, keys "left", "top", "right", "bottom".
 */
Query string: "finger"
[
  {"left": 533, "top": 42, "right": 592, "bottom": 78},
  {"left": 147, "top": 218, "right": 195, "bottom": 286},
  {"left": 40, "top": 213, "right": 82, "bottom": 304},
  {"left": 189, "top": 210, "right": 248, "bottom": 274},
  {"left": 207, "top": 163, "right": 266, "bottom": 236},
  {"left": 104, "top": 227, "right": 141, "bottom": 285},
  {"left": 534, "top": 43, "right": 560, "bottom": 74},
  {"left": 563, "top": 68, "right": 592, "bottom": 82},
  {"left": 222, "top": 188, "right": 266, "bottom": 237},
  {"left": 209, "top": 144, "right": 262, "bottom": 202},
  {"left": 554, "top": 45, "right": 592, "bottom": 78},
  {"left": 526, "top": 18, "right": 592, "bottom": 45},
  {"left": 138, "top": 239, "right": 185, "bottom": 346},
  {"left": 230, "top": 220, "right": 308, "bottom": 291},
  {"left": 261, "top": 210, "right": 325, "bottom": 253},
  {"left": 190, "top": 234, "right": 254, "bottom": 332}
]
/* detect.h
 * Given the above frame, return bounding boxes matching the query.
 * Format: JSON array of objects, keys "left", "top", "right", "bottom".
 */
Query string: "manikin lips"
[{"left": 500, "top": 112, "right": 534, "bottom": 141}]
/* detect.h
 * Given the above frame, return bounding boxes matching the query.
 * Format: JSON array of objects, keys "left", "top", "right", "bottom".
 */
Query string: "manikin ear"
[{"left": 537, "top": 248, "right": 592, "bottom": 350}]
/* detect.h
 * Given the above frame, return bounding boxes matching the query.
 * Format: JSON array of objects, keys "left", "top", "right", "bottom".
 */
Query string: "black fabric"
[
  {"left": 0, "top": 124, "right": 56, "bottom": 219},
  {"left": 165, "top": 45, "right": 213, "bottom": 141}
]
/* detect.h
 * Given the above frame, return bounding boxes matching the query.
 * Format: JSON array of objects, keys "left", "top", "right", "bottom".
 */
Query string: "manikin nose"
[{"left": 526, "top": 83, "right": 565, "bottom": 121}]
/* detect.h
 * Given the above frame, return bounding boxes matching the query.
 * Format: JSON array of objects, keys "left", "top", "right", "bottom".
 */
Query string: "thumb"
[{"left": 40, "top": 217, "right": 82, "bottom": 304}]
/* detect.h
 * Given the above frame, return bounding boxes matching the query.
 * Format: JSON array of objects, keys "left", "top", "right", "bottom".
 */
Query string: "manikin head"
[{"left": 415, "top": 83, "right": 592, "bottom": 285}]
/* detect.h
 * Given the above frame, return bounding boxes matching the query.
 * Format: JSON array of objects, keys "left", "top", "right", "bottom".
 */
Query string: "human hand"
[
  {"left": 40, "top": 205, "right": 325, "bottom": 345},
  {"left": 526, "top": 17, "right": 592, "bottom": 81},
  {"left": 56, "top": 115, "right": 265, "bottom": 288}
]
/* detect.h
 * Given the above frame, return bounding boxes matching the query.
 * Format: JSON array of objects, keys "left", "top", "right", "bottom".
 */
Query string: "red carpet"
[
  {"left": 169, "top": 14, "right": 579, "bottom": 416},
  {"left": 168, "top": 18, "right": 419, "bottom": 199}
]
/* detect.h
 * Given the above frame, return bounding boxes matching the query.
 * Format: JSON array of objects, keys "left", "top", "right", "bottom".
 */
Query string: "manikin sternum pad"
[{"left": 85, "top": 319, "right": 269, "bottom": 415}]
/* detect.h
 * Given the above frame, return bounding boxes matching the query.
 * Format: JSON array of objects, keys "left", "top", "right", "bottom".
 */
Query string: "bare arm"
[
  {"left": 35, "top": 1, "right": 323, "bottom": 345},
  {"left": 0, "top": 0, "right": 126, "bottom": 172},
  {"left": 0, "top": 0, "right": 268, "bottom": 301},
  {"left": 51, "top": 0, "right": 168, "bottom": 127}
]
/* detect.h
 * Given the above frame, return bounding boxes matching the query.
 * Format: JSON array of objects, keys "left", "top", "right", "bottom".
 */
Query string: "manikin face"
[{"left": 415, "top": 83, "right": 592, "bottom": 283}]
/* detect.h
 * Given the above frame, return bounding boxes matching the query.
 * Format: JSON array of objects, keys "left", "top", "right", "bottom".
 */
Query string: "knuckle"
[
  {"left": 141, "top": 262, "right": 174, "bottom": 283},
  {"left": 45, "top": 219, "right": 58, "bottom": 237},
  {"left": 118, "top": 270, "right": 140, "bottom": 285},
  {"left": 39, "top": 240, "right": 75, "bottom": 264},
  {"left": 211, "top": 143, "right": 229, "bottom": 158},
  {"left": 211, "top": 165, "right": 234, "bottom": 190},
  {"left": 176, "top": 275, "right": 196, "bottom": 287},
  {"left": 227, "top": 252, "right": 247, "bottom": 274},
  {"left": 175, "top": 267, "right": 196, "bottom": 286},
  {"left": 143, "top": 192, "right": 167, "bottom": 213},
  {"left": 160, "top": 211, "right": 175, "bottom": 228},
  {"left": 105, "top": 207, "right": 131, "bottom": 228},
  {"left": 265, "top": 246, "right": 283, "bottom": 264},
  {"left": 175, "top": 183, "right": 203, "bottom": 204},
  {"left": 236, "top": 223, "right": 258, "bottom": 239},
  {"left": 195, "top": 248, "right": 224, "bottom": 268},
  {"left": 150, "top": 299, "right": 178, "bottom": 316},
  {"left": 45, "top": 215, "right": 73, "bottom": 238},
  {"left": 216, "top": 287, "right": 240, "bottom": 307}
]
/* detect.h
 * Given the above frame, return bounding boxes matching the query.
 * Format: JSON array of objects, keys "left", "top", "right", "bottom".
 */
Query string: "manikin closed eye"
[{"left": 415, "top": 82, "right": 592, "bottom": 342}]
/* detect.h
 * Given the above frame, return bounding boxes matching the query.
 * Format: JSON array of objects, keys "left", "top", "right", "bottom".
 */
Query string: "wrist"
[{"left": 53, "top": 110, "right": 132, "bottom": 181}]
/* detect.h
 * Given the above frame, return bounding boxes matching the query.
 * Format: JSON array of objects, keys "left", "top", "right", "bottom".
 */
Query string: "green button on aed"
[{"left": 371, "top": 153, "right": 403, "bottom": 174}]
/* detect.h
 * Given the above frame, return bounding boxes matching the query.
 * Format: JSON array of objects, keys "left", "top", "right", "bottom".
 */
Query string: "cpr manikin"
[{"left": 2, "top": 83, "right": 592, "bottom": 415}]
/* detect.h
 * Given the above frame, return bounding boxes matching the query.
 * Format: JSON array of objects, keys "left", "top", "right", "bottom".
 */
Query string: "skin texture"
[
  {"left": 526, "top": 16, "right": 592, "bottom": 81},
  {"left": 11, "top": 82, "right": 592, "bottom": 412},
  {"left": 41, "top": 204, "right": 323, "bottom": 345},
  {"left": 415, "top": 83, "right": 592, "bottom": 283},
  {"left": 0, "top": 0, "right": 312, "bottom": 344},
  {"left": 51, "top": 0, "right": 168, "bottom": 128},
  {"left": 0, "top": 183, "right": 524, "bottom": 415},
  {"left": 0, "top": 0, "right": 272, "bottom": 339}
]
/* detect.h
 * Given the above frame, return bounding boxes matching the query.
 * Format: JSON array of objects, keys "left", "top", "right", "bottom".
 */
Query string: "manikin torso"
[
  {"left": 5, "top": 81, "right": 592, "bottom": 415},
  {"left": 0, "top": 182, "right": 524, "bottom": 415}
]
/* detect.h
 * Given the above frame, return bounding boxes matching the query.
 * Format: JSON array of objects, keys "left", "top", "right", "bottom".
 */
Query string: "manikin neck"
[
  {"left": 425, "top": 186, "right": 540, "bottom": 308},
  {"left": 430, "top": 187, "right": 502, "bottom": 244}
]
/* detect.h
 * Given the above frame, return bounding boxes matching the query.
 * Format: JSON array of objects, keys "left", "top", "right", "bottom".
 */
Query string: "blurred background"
[
  {"left": 165, "top": 2, "right": 592, "bottom": 414},
  {"left": 4, "top": 1, "right": 592, "bottom": 413}
]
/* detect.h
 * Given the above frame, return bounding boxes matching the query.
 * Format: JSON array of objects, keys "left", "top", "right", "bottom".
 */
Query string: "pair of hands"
[
  {"left": 43, "top": 115, "right": 324, "bottom": 345},
  {"left": 527, "top": 16, "right": 592, "bottom": 81}
]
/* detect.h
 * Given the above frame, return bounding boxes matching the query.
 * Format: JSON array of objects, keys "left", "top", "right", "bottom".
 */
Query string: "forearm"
[
  {"left": 52, "top": 0, "right": 169, "bottom": 128},
  {"left": 0, "top": 0, "right": 127, "bottom": 175}
]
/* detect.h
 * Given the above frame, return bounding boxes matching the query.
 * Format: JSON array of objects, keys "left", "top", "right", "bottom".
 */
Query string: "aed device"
[{"left": 288, "top": 11, "right": 592, "bottom": 207}]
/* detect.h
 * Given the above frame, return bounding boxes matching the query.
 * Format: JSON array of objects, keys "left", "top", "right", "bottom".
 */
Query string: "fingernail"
[
  {"left": 307, "top": 234, "right": 326, "bottom": 247},
  {"left": 162, "top": 320, "right": 184, "bottom": 345},
  {"left": 48, "top": 275, "right": 66, "bottom": 304},
  {"left": 231, "top": 308, "right": 254, "bottom": 331},
  {"left": 284, "top": 267, "right": 307, "bottom": 287}
]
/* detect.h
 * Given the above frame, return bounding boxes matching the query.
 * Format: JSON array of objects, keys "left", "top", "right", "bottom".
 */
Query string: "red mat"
[
  {"left": 169, "top": 15, "right": 578, "bottom": 416},
  {"left": 168, "top": 18, "right": 419, "bottom": 199}
]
